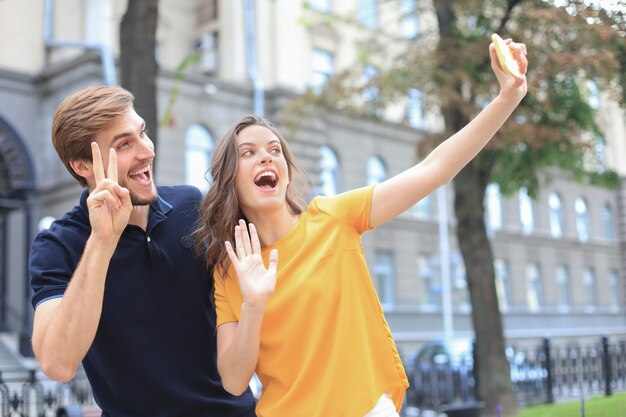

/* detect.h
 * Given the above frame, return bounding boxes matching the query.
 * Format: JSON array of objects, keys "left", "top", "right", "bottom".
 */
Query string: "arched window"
[
  {"left": 526, "top": 262, "right": 542, "bottom": 311},
  {"left": 486, "top": 183, "right": 503, "bottom": 234},
  {"left": 602, "top": 204, "right": 614, "bottom": 241},
  {"left": 185, "top": 124, "right": 214, "bottom": 193},
  {"left": 575, "top": 197, "right": 590, "bottom": 242},
  {"left": 519, "top": 187, "right": 534, "bottom": 235},
  {"left": 366, "top": 156, "right": 386, "bottom": 186},
  {"left": 548, "top": 192, "right": 564, "bottom": 238},
  {"left": 319, "top": 146, "right": 339, "bottom": 196}
]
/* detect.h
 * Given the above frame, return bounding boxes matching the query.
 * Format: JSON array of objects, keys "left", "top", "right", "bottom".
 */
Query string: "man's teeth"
[{"left": 129, "top": 166, "right": 150, "bottom": 176}]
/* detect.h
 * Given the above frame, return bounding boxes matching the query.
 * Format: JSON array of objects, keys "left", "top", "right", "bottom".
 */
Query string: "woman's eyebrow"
[
  {"left": 238, "top": 139, "right": 279, "bottom": 148},
  {"left": 238, "top": 142, "right": 256, "bottom": 148}
]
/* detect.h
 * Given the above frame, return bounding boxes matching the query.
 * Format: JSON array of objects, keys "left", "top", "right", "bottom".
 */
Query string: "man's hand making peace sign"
[{"left": 86, "top": 142, "right": 133, "bottom": 244}]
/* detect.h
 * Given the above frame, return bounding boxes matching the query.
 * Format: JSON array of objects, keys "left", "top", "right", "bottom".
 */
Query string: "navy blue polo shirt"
[{"left": 30, "top": 185, "right": 256, "bottom": 417}]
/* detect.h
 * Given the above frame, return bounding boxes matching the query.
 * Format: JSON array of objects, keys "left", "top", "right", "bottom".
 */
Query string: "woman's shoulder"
[{"left": 310, "top": 186, "right": 374, "bottom": 212}]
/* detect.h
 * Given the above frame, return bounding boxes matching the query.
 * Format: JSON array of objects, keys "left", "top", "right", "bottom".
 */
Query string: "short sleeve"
[
  {"left": 30, "top": 230, "right": 76, "bottom": 308},
  {"left": 213, "top": 269, "right": 238, "bottom": 327},
  {"left": 312, "top": 185, "right": 375, "bottom": 235}
]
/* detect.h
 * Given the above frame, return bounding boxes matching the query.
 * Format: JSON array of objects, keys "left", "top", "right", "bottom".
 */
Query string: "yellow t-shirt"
[{"left": 214, "top": 185, "right": 409, "bottom": 417}]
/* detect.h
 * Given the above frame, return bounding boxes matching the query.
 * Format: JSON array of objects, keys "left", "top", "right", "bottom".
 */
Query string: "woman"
[{"left": 195, "top": 38, "right": 528, "bottom": 417}]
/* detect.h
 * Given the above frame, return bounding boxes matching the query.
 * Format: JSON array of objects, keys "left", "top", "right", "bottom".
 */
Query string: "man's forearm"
[{"left": 32, "top": 235, "right": 117, "bottom": 382}]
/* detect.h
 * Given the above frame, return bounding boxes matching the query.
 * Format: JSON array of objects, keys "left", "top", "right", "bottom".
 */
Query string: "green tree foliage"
[{"left": 291, "top": 0, "right": 624, "bottom": 194}]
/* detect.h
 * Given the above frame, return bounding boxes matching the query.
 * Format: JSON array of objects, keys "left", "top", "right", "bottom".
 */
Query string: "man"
[{"left": 29, "top": 85, "right": 257, "bottom": 417}]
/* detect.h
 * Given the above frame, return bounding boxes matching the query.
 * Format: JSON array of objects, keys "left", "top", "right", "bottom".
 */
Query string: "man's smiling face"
[{"left": 92, "top": 108, "right": 157, "bottom": 206}]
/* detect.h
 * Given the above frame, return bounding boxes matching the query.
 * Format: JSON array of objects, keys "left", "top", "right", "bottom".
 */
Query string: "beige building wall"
[
  {"left": 0, "top": 0, "right": 624, "bottom": 353},
  {"left": 0, "top": 0, "right": 46, "bottom": 72}
]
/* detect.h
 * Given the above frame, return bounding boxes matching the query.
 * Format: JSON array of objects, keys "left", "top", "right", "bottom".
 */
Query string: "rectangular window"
[
  {"left": 362, "top": 65, "right": 380, "bottom": 102},
  {"left": 603, "top": 205, "right": 614, "bottom": 242},
  {"left": 486, "top": 183, "right": 503, "bottom": 234},
  {"left": 608, "top": 270, "right": 620, "bottom": 307},
  {"left": 193, "top": 32, "right": 219, "bottom": 74},
  {"left": 308, "top": 0, "right": 332, "bottom": 13},
  {"left": 555, "top": 265, "right": 570, "bottom": 307},
  {"left": 197, "top": 0, "right": 219, "bottom": 26},
  {"left": 421, "top": 254, "right": 442, "bottom": 306},
  {"left": 519, "top": 187, "right": 534, "bottom": 235},
  {"left": 411, "top": 195, "right": 431, "bottom": 220},
  {"left": 311, "top": 49, "right": 334, "bottom": 92},
  {"left": 407, "top": 88, "right": 425, "bottom": 128},
  {"left": 374, "top": 250, "right": 396, "bottom": 308},
  {"left": 357, "top": 0, "right": 378, "bottom": 29},
  {"left": 452, "top": 252, "right": 469, "bottom": 308},
  {"left": 526, "top": 263, "right": 542, "bottom": 311},
  {"left": 400, "top": 0, "right": 419, "bottom": 39},
  {"left": 582, "top": 268, "right": 596, "bottom": 306},
  {"left": 494, "top": 259, "right": 510, "bottom": 310}
]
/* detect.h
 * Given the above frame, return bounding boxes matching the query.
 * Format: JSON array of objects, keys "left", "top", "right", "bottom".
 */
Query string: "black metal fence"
[
  {"left": 402, "top": 336, "right": 626, "bottom": 414},
  {"left": 2, "top": 336, "right": 625, "bottom": 416},
  {"left": 0, "top": 368, "right": 95, "bottom": 417}
]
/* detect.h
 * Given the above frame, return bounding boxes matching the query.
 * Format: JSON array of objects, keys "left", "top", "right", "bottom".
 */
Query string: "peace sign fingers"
[
  {"left": 91, "top": 142, "right": 120, "bottom": 184},
  {"left": 107, "top": 147, "right": 118, "bottom": 183},
  {"left": 87, "top": 142, "right": 132, "bottom": 241},
  {"left": 91, "top": 142, "right": 106, "bottom": 184}
]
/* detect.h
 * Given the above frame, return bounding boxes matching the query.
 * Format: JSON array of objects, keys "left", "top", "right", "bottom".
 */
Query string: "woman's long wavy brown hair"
[{"left": 194, "top": 115, "right": 308, "bottom": 276}]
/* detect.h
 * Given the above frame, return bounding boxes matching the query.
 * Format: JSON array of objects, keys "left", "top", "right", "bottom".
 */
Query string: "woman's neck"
[{"left": 244, "top": 206, "right": 299, "bottom": 247}]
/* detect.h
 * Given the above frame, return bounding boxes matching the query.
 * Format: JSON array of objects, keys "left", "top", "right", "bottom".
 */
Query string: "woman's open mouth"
[{"left": 254, "top": 171, "right": 278, "bottom": 190}]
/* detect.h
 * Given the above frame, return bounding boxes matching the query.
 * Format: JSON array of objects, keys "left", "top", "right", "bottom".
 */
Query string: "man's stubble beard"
[{"left": 129, "top": 188, "right": 158, "bottom": 206}]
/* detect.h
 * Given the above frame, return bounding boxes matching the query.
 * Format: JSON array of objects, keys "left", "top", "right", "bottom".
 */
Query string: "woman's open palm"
[{"left": 225, "top": 220, "right": 277, "bottom": 308}]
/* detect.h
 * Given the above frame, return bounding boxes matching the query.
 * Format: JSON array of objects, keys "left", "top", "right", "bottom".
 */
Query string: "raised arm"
[
  {"left": 216, "top": 220, "right": 277, "bottom": 395},
  {"left": 32, "top": 143, "right": 132, "bottom": 382},
  {"left": 370, "top": 37, "right": 528, "bottom": 228}
]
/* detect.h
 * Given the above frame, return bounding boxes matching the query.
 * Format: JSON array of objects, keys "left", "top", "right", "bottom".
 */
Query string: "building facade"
[{"left": 0, "top": 0, "right": 624, "bottom": 360}]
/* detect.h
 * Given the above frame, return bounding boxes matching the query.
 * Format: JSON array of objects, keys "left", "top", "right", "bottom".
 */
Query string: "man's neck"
[{"left": 129, "top": 205, "right": 150, "bottom": 231}]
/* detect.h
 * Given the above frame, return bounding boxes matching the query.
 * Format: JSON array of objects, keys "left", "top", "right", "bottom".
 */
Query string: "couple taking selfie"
[{"left": 29, "top": 38, "right": 528, "bottom": 417}]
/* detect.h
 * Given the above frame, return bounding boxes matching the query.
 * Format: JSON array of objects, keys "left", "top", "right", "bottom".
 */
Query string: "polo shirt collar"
[{"left": 78, "top": 188, "right": 173, "bottom": 233}]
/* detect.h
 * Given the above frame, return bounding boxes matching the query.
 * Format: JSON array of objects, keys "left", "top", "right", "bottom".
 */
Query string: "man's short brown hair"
[{"left": 51, "top": 85, "right": 135, "bottom": 186}]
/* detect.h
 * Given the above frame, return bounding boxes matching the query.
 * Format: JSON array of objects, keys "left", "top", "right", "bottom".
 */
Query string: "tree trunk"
[
  {"left": 119, "top": 0, "right": 159, "bottom": 158},
  {"left": 433, "top": 0, "right": 517, "bottom": 415},
  {"left": 454, "top": 160, "right": 517, "bottom": 417}
]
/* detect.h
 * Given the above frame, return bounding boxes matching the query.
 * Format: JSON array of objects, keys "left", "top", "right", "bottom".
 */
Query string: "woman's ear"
[{"left": 69, "top": 158, "right": 93, "bottom": 181}]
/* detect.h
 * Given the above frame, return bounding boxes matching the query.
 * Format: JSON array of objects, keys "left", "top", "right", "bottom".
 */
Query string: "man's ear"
[{"left": 69, "top": 158, "right": 93, "bottom": 181}]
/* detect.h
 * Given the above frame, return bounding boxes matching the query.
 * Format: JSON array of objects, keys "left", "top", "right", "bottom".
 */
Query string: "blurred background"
[{"left": 0, "top": 0, "right": 624, "bottom": 416}]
